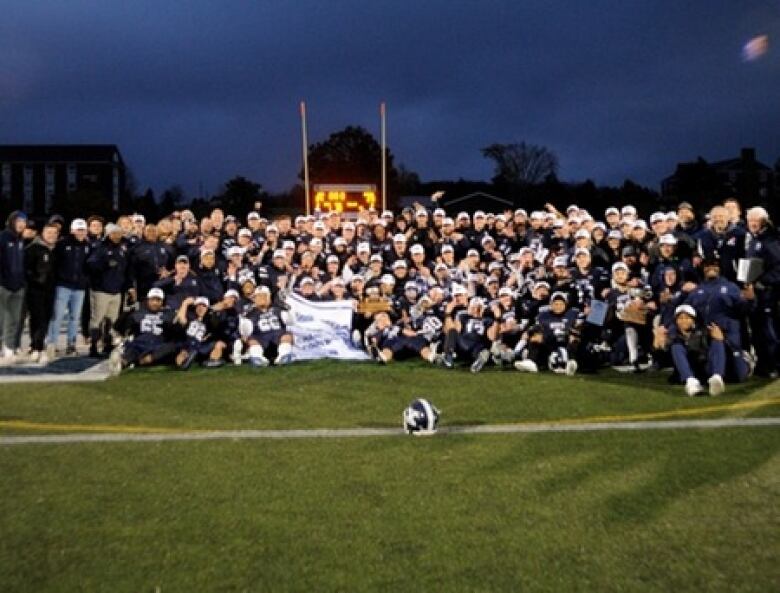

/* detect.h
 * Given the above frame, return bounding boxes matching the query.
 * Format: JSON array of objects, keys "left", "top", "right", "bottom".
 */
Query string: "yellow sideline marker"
[{"left": 0, "top": 397, "right": 778, "bottom": 435}]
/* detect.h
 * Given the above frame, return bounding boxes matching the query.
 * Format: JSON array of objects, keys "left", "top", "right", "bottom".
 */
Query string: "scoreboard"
[{"left": 310, "top": 184, "right": 378, "bottom": 215}]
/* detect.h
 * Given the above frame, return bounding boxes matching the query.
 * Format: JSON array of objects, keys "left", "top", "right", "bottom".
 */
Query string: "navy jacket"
[
  {"left": 53, "top": 235, "right": 90, "bottom": 290},
  {"left": 153, "top": 273, "right": 202, "bottom": 309},
  {"left": 87, "top": 239, "right": 130, "bottom": 294},
  {"left": 0, "top": 212, "right": 27, "bottom": 291},
  {"left": 746, "top": 226, "right": 780, "bottom": 289}
]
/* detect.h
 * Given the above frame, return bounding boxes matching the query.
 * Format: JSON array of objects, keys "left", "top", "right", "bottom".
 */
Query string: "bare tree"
[{"left": 482, "top": 142, "right": 559, "bottom": 186}]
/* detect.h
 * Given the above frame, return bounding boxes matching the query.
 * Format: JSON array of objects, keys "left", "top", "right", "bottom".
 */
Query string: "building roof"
[
  {"left": 0, "top": 144, "right": 124, "bottom": 165},
  {"left": 443, "top": 191, "right": 512, "bottom": 208},
  {"left": 711, "top": 157, "right": 772, "bottom": 172}
]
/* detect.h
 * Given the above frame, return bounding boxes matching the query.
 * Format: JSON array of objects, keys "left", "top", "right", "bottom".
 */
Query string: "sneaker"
[
  {"left": 108, "top": 348, "right": 123, "bottom": 376},
  {"left": 514, "top": 359, "right": 538, "bottom": 373},
  {"left": 29, "top": 350, "right": 41, "bottom": 363},
  {"left": 178, "top": 350, "right": 197, "bottom": 370},
  {"left": 38, "top": 351, "right": 49, "bottom": 367},
  {"left": 231, "top": 340, "right": 243, "bottom": 366},
  {"left": 46, "top": 344, "right": 57, "bottom": 360},
  {"left": 442, "top": 352, "right": 454, "bottom": 369},
  {"left": 203, "top": 358, "right": 225, "bottom": 368},
  {"left": 470, "top": 349, "right": 490, "bottom": 373},
  {"left": 351, "top": 329, "right": 362, "bottom": 348},
  {"left": 249, "top": 356, "right": 270, "bottom": 368},
  {"left": 1, "top": 346, "right": 14, "bottom": 363},
  {"left": 708, "top": 374, "right": 725, "bottom": 396},
  {"left": 275, "top": 352, "right": 293, "bottom": 365},
  {"left": 565, "top": 360, "right": 578, "bottom": 376},
  {"left": 685, "top": 377, "right": 703, "bottom": 397},
  {"left": 65, "top": 344, "right": 77, "bottom": 357}
]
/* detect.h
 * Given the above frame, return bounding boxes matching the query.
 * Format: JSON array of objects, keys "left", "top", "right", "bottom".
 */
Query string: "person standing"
[
  {"left": 24, "top": 223, "right": 59, "bottom": 363},
  {"left": 0, "top": 211, "right": 28, "bottom": 362},
  {"left": 47, "top": 218, "right": 91, "bottom": 357},
  {"left": 86, "top": 223, "right": 129, "bottom": 357}
]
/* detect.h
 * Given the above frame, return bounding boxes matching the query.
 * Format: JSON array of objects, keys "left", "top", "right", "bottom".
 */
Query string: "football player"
[
  {"left": 110, "top": 287, "right": 176, "bottom": 373},
  {"left": 243, "top": 286, "right": 294, "bottom": 367},
  {"left": 368, "top": 311, "right": 437, "bottom": 364},
  {"left": 174, "top": 296, "right": 226, "bottom": 369},
  {"left": 441, "top": 296, "right": 496, "bottom": 372}
]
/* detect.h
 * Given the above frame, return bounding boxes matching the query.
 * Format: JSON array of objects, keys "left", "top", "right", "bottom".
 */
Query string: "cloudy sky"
[{"left": 1, "top": 1, "right": 778, "bottom": 197}]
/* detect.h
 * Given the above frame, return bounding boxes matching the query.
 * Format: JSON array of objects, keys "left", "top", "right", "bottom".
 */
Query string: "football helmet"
[{"left": 403, "top": 398, "right": 440, "bottom": 436}]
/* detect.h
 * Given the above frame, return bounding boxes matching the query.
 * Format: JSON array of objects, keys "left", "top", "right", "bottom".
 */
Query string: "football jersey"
[{"left": 246, "top": 306, "right": 286, "bottom": 335}]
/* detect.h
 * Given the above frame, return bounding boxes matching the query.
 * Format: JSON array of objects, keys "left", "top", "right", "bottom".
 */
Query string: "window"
[
  {"left": 112, "top": 168, "right": 120, "bottom": 210},
  {"left": 45, "top": 165, "right": 55, "bottom": 213},
  {"left": 23, "top": 166, "right": 33, "bottom": 213},
  {"left": 67, "top": 164, "right": 77, "bottom": 192},
  {"left": 1, "top": 163, "right": 10, "bottom": 199}
]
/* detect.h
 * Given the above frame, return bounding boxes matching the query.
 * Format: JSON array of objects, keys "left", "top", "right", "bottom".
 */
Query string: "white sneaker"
[
  {"left": 108, "top": 348, "right": 123, "bottom": 376},
  {"left": 38, "top": 352, "right": 49, "bottom": 366},
  {"left": 685, "top": 378, "right": 703, "bottom": 397},
  {"left": 231, "top": 340, "right": 243, "bottom": 366},
  {"left": 29, "top": 350, "right": 40, "bottom": 363},
  {"left": 1, "top": 346, "right": 13, "bottom": 359},
  {"left": 46, "top": 344, "right": 57, "bottom": 360},
  {"left": 708, "top": 374, "right": 725, "bottom": 396},
  {"left": 565, "top": 360, "right": 578, "bottom": 376},
  {"left": 514, "top": 359, "right": 538, "bottom": 373}
]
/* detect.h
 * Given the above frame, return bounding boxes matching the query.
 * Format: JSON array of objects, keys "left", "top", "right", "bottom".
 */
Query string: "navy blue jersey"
[
  {"left": 537, "top": 307, "right": 581, "bottom": 345},
  {"left": 124, "top": 306, "right": 175, "bottom": 343},
  {"left": 246, "top": 306, "right": 286, "bottom": 336},
  {"left": 570, "top": 267, "right": 609, "bottom": 308}
]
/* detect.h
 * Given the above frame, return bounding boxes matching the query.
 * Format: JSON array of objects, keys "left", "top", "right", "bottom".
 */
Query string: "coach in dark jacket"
[
  {"left": 0, "top": 210, "right": 28, "bottom": 358},
  {"left": 46, "top": 218, "right": 91, "bottom": 355},
  {"left": 129, "top": 224, "right": 173, "bottom": 304},
  {"left": 746, "top": 207, "right": 780, "bottom": 377},
  {"left": 24, "top": 223, "right": 58, "bottom": 359},
  {"left": 86, "top": 223, "right": 130, "bottom": 356}
]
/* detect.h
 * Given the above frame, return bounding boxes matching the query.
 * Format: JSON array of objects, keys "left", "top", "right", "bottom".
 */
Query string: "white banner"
[{"left": 286, "top": 293, "right": 370, "bottom": 361}]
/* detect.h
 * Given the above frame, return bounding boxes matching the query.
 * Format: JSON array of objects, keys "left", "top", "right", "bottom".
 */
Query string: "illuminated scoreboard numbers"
[{"left": 311, "top": 184, "right": 377, "bottom": 215}]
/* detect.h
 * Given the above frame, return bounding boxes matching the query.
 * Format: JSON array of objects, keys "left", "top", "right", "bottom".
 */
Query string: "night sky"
[{"left": 1, "top": 1, "right": 778, "bottom": 198}]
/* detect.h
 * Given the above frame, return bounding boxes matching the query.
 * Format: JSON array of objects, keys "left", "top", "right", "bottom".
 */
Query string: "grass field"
[{"left": 1, "top": 363, "right": 779, "bottom": 592}]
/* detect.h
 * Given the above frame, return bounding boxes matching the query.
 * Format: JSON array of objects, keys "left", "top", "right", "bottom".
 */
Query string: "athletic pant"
[
  {"left": 670, "top": 340, "right": 725, "bottom": 383},
  {"left": 26, "top": 285, "right": 55, "bottom": 352},
  {"left": 0, "top": 285, "right": 26, "bottom": 351}
]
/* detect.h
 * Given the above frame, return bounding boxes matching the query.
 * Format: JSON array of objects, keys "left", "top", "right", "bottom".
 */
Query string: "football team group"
[{"left": 0, "top": 198, "right": 778, "bottom": 396}]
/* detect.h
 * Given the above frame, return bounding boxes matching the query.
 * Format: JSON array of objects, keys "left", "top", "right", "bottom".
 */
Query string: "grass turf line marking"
[
  {"left": 0, "top": 396, "right": 778, "bottom": 437},
  {"left": 0, "top": 417, "right": 779, "bottom": 446}
]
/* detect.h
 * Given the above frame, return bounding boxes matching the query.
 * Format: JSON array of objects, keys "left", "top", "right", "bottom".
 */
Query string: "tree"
[
  {"left": 305, "top": 125, "right": 398, "bottom": 192},
  {"left": 214, "top": 176, "right": 267, "bottom": 219},
  {"left": 159, "top": 185, "right": 187, "bottom": 215},
  {"left": 482, "top": 142, "right": 559, "bottom": 187}
]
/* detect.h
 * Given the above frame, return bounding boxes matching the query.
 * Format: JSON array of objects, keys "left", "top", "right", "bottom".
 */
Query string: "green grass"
[{"left": 1, "top": 365, "right": 779, "bottom": 592}]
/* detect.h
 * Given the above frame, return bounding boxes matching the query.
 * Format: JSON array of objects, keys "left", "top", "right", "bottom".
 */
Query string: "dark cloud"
[{"left": 1, "top": 1, "right": 778, "bottom": 197}]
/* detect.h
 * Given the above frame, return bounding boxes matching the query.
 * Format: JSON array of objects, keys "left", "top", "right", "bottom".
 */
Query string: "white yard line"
[{"left": 1, "top": 417, "right": 778, "bottom": 446}]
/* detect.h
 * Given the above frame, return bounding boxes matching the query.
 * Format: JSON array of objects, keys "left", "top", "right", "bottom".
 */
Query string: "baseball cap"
[
  {"left": 612, "top": 262, "right": 629, "bottom": 273},
  {"left": 550, "top": 291, "right": 568, "bottom": 302},
  {"left": 194, "top": 296, "right": 209, "bottom": 307},
  {"left": 147, "top": 287, "right": 165, "bottom": 300},
  {"left": 675, "top": 304, "right": 697, "bottom": 318},
  {"left": 659, "top": 234, "right": 678, "bottom": 246},
  {"left": 553, "top": 256, "right": 568, "bottom": 267},
  {"left": 176, "top": 255, "right": 190, "bottom": 264},
  {"left": 223, "top": 289, "right": 239, "bottom": 300},
  {"left": 70, "top": 218, "right": 87, "bottom": 231}
]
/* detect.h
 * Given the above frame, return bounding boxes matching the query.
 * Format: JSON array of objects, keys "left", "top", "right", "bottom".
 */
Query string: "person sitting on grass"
[
  {"left": 513, "top": 291, "right": 581, "bottom": 375},
  {"left": 173, "top": 296, "right": 226, "bottom": 370},
  {"left": 368, "top": 311, "right": 438, "bottom": 365},
  {"left": 110, "top": 287, "right": 176, "bottom": 374},
  {"left": 652, "top": 304, "right": 727, "bottom": 397},
  {"left": 242, "top": 285, "right": 293, "bottom": 367},
  {"left": 441, "top": 296, "right": 496, "bottom": 373}
]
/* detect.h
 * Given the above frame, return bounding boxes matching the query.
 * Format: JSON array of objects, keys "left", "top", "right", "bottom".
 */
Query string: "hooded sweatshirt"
[{"left": 0, "top": 211, "right": 27, "bottom": 291}]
